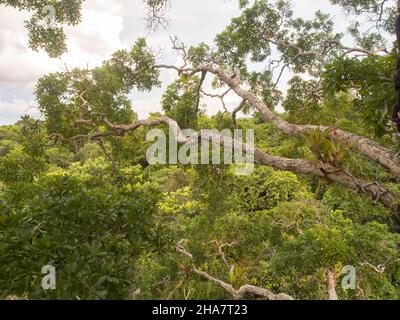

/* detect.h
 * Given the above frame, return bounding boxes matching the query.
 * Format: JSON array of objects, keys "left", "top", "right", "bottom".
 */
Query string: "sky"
[{"left": 0, "top": 0, "right": 345, "bottom": 125}]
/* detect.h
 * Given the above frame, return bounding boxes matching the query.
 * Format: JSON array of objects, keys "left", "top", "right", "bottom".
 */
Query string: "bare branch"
[
  {"left": 176, "top": 240, "right": 294, "bottom": 300},
  {"left": 195, "top": 71, "right": 207, "bottom": 114},
  {"left": 326, "top": 269, "right": 339, "bottom": 301},
  {"left": 326, "top": 40, "right": 387, "bottom": 56},
  {"left": 201, "top": 88, "right": 231, "bottom": 114},
  {"left": 210, "top": 240, "right": 238, "bottom": 275},
  {"left": 268, "top": 39, "right": 326, "bottom": 63},
  {"left": 359, "top": 262, "right": 386, "bottom": 274},
  {"left": 232, "top": 99, "right": 247, "bottom": 128},
  {"left": 145, "top": 0, "right": 170, "bottom": 30}
]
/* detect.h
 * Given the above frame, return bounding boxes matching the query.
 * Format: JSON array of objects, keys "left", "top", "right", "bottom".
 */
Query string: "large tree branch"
[
  {"left": 156, "top": 64, "right": 400, "bottom": 178},
  {"left": 219, "top": 69, "right": 400, "bottom": 178}
]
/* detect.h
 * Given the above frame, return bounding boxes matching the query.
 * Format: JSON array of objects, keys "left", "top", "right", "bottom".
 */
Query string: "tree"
[
  {"left": 31, "top": 0, "right": 400, "bottom": 212},
  {"left": 2, "top": 0, "right": 400, "bottom": 300}
]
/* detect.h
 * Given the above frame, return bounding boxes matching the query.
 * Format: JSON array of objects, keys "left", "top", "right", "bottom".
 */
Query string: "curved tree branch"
[
  {"left": 155, "top": 64, "right": 400, "bottom": 178},
  {"left": 232, "top": 99, "right": 246, "bottom": 128},
  {"left": 176, "top": 240, "right": 294, "bottom": 300}
]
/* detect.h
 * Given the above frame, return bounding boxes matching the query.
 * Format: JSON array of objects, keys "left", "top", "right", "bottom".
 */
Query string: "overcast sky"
[{"left": 0, "top": 0, "right": 345, "bottom": 125}]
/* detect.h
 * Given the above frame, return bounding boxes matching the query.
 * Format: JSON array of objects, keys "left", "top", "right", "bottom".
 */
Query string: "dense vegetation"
[{"left": 1, "top": 0, "right": 400, "bottom": 300}]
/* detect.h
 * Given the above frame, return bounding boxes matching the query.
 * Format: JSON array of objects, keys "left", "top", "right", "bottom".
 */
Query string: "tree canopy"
[{"left": 1, "top": 0, "right": 400, "bottom": 300}]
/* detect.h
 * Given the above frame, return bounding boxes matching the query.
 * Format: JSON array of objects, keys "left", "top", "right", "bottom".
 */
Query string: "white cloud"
[
  {"left": 0, "top": 99, "right": 39, "bottom": 125},
  {"left": 62, "top": 5, "right": 126, "bottom": 68},
  {"left": 0, "top": 0, "right": 128, "bottom": 85},
  {"left": 0, "top": 7, "right": 57, "bottom": 83}
]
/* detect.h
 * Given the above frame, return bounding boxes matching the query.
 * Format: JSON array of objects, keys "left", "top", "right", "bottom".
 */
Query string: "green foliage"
[
  {"left": 18, "top": 116, "right": 47, "bottom": 161},
  {"left": 0, "top": 140, "right": 19, "bottom": 157},
  {"left": 323, "top": 54, "right": 396, "bottom": 136},
  {"left": 75, "top": 142, "right": 103, "bottom": 163},
  {"left": 0, "top": 118, "right": 399, "bottom": 300},
  {"left": 162, "top": 76, "right": 201, "bottom": 129},
  {"left": 215, "top": 1, "right": 341, "bottom": 76},
  {"left": 265, "top": 203, "right": 400, "bottom": 299},
  {"left": 330, "top": 0, "right": 397, "bottom": 34},
  {"left": 35, "top": 38, "right": 160, "bottom": 141},
  {"left": 0, "top": 145, "right": 45, "bottom": 182},
  {"left": 0, "top": 161, "right": 163, "bottom": 299},
  {"left": 232, "top": 167, "right": 300, "bottom": 212},
  {"left": 187, "top": 43, "right": 212, "bottom": 68},
  {"left": 215, "top": 0, "right": 291, "bottom": 69},
  {"left": 322, "top": 184, "right": 394, "bottom": 225},
  {"left": 0, "top": 0, "right": 84, "bottom": 57},
  {"left": 284, "top": 76, "right": 322, "bottom": 124},
  {"left": 304, "top": 128, "right": 346, "bottom": 167},
  {"left": 45, "top": 147, "right": 74, "bottom": 168},
  {"left": 146, "top": 166, "right": 190, "bottom": 193},
  {"left": 1, "top": 0, "right": 400, "bottom": 301}
]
